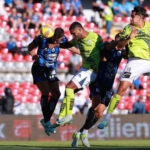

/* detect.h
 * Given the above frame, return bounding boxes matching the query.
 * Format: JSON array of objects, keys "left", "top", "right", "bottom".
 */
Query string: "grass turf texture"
[{"left": 0, "top": 140, "right": 150, "bottom": 150}]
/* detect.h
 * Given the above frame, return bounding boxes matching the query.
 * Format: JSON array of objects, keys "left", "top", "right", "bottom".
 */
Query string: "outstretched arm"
[{"left": 68, "top": 47, "right": 80, "bottom": 55}]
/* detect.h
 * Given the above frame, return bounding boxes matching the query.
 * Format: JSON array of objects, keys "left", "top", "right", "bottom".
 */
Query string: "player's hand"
[
  {"left": 49, "top": 44, "right": 57, "bottom": 49},
  {"left": 32, "top": 55, "right": 39, "bottom": 61},
  {"left": 130, "top": 27, "right": 138, "bottom": 39}
]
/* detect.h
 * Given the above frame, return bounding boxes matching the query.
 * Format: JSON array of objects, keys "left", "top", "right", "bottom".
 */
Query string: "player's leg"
[
  {"left": 37, "top": 81, "right": 56, "bottom": 135},
  {"left": 56, "top": 81, "right": 77, "bottom": 126},
  {"left": 72, "top": 95, "right": 101, "bottom": 148},
  {"left": 57, "top": 68, "right": 97, "bottom": 126},
  {"left": 48, "top": 81, "right": 61, "bottom": 120},
  {"left": 98, "top": 59, "right": 146, "bottom": 129}
]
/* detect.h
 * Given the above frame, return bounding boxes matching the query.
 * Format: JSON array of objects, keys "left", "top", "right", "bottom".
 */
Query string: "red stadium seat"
[
  {"left": 122, "top": 17, "right": 131, "bottom": 23},
  {"left": 23, "top": 55, "right": 32, "bottom": 62},
  {"left": 13, "top": 54, "right": 24, "bottom": 62},
  {"left": 0, "top": 82, "right": 9, "bottom": 88},
  {"left": 15, "top": 28, "right": 26, "bottom": 34},
  {"left": 21, "top": 82, "right": 32, "bottom": 89},
  {"left": 2, "top": 53, "right": 13, "bottom": 61},
  {"left": 7, "top": 28, "right": 16, "bottom": 34},
  {"left": 0, "top": 21, "right": 7, "bottom": 28},
  {"left": 9, "top": 82, "right": 20, "bottom": 89},
  {"left": 15, "top": 35, "right": 24, "bottom": 41},
  {"left": 114, "top": 16, "right": 123, "bottom": 23},
  {"left": 33, "top": 3, "right": 42, "bottom": 12},
  {"left": 117, "top": 102, "right": 125, "bottom": 110},
  {"left": 0, "top": 48, "right": 8, "bottom": 54}
]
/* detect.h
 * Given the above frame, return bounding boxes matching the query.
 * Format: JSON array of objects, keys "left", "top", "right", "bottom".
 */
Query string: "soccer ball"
[{"left": 40, "top": 24, "right": 54, "bottom": 38}]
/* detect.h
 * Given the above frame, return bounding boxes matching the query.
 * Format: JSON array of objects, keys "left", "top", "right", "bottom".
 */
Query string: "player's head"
[
  {"left": 69, "top": 22, "right": 84, "bottom": 40},
  {"left": 131, "top": 6, "right": 148, "bottom": 25},
  {"left": 53, "top": 27, "right": 65, "bottom": 43}
]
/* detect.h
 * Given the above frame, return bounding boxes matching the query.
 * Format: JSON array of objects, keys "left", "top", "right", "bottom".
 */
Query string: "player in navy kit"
[
  {"left": 72, "top": 33, "right": 128, "bottom": 147},
  {"left": 28, "top": 27, "right": 67, "bottom": 136}
]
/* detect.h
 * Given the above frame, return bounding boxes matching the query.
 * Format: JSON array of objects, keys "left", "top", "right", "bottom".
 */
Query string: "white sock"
[
  {"left": 104, "top": 113, "right": 111, "bottom": 120},
  {"left": 82, "top": 129, "right": 88, "bottom": 135}
]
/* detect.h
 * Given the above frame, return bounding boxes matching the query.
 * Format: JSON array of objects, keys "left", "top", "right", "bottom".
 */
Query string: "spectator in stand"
[
  {"left": 69, "top": 52, "right": 80, "bottom": 74},
  {"left": 4, "top": 0, "right": 13, "bottom": 7},
  {"left": 72, "top": 0, "right": 83, "bottom": 16},
  {"left": 61, "top": 0, "right": 73, "bottom": 16},
  {"left": 145, "top": 93, "right": 150, "bottom": 113},
  {"left": 0, "top": 88, "right": 14, "bottom": 114},
  {"left": 118, "top": 0, "right": 129, "bottom": 17},
  {"left": 22, "top": 12, "right": 29, "bottom": 29},
  {"left": 92, "top": 0, "right": 104, "bottom": 18},
  {"left": 26, "top": 0, "right": 33, "bottom": 10},
  {"left": 123, "top": 0, "right": 134, "bottom": 16},
  {"left": 0, "top": 94, "right": 5, "bottom": 114},
  {"left": 28, "top": 10, "right": 40, "bottom": 30},
  {"left": 132, "top": 96, "right": 145, "bottom": 114},
  {"left": 131, "top": 0, "right": 139, "bottom": 6},
  {"left": 110, "top": 0, "right": 121, "bottom": 16},
  {"left": 13, "top": 0, "right": 25, "bottom": 14},
  {"left": 3, "top": 87, "right": 14, "bottom": 114},
  {"left": 21, "top": 34, "right": 32, "bottom": 55},
  {"left": 139, "top": 0, "right": 144, "bottom": 6},
  {"left": 25, "top": 0, "right": 33, "bottom": 16},
  {"left": 42, "top": 0, "right": 52, "bottom": 16},
  {"left": 8, "top": 8, "right": 19, "bottom": 28},
  {"left": 7, "top": 35, "right": 17, "bottom": 55},
  {"left": 103, "top": 1, "right": 114, "bottom": 38}
]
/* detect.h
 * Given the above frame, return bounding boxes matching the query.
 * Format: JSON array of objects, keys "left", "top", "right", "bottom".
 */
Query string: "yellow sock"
[
  {"left": 107, "top": 94, "right": 121, "bottom": 114},
  {"left": 66, "top": 88, "right": 74, "bottom": 116},
  {"left": 59, "top": 98, "right": 67, "bottom": 119}
]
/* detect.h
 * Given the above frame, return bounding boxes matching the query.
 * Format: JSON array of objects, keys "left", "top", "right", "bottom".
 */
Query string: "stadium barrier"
[{"left": 0, "top": 114, "right": 150, "bottom": 141}]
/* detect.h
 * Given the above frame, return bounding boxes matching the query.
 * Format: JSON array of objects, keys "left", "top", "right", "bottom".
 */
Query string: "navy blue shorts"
[
  {"left": 89, "top": 82, "right": 112, "bottom": 107},
  {"left": 31, "top": 63, "right": 59, "bottom": 84}
]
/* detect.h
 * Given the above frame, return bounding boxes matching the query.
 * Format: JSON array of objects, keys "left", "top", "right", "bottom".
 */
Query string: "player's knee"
[{"left": 95, "top": 111, "right": 103, "bottom": 119}]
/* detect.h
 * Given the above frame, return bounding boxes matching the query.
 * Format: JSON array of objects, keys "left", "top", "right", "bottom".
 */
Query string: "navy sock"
[
  {"left": 48, "top": 97, "right": 59, "bottom": 119},
  {"left": 79, "top": 107, "right": 98, "bottom": 132},
  {"left": 40, "top": 95, "right": 50, "bottom": 123}
]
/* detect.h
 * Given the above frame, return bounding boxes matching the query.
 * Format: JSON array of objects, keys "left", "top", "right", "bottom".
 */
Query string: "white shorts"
[
  {"left": 72, "top": 68, "right": 97, "bottom": 88},
  {"left": 120, "top": 58, "right": 150, "bottom": 83}
]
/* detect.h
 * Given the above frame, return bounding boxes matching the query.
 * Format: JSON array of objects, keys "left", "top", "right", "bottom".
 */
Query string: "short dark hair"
[
  {"left": 53, "top": 27, "right": 64, "bottom": 40},
  {"left": 69, "top": 22, "right": 83, "bottom": 31},
  {"left": 132, "top": 6, "right": 148, "bottom": 18}
]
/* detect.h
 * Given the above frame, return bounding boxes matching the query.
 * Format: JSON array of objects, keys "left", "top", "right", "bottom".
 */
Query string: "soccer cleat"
[
  {"left": 56, "top": 115, "right": 73, "bottom": 126},
  {"left": 51, "top": 118, "right": 61, "bottom": 128},
  {"left": 40, "top": 119, "right": 56, "bottom": 136},
  {"left": 71, "top": 132, "right": 80, "bottom": 147},
  {"left": 80, "top": 133, "right": 90, "bottom": 147},
  {"left": 97, "top": 119, "right": 108, "bottom": 129}
]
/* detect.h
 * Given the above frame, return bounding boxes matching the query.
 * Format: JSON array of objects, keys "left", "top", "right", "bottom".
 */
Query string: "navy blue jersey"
[
  {"left": 97, "top": 47, "right": 125, "bottom": 91},
  {"left": 33, "top": 35, "right": 67, "bottom": 69}
]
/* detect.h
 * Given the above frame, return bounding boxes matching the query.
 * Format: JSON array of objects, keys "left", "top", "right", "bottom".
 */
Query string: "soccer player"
[
  {"left": 49, "top": 21, "right": 103, "bottom": 126},
  {"left": 71, "top": 33, "right": 128, "bottom": 147},
  {"left": 98, "top": 6, "right": 150, "bottom": 129},
  {"left": 28, "top": 26, "right": 68, "bottom": 136}
]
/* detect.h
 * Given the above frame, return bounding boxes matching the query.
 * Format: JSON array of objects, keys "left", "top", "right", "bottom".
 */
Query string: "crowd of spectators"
[{"left": 132, "top": 94, "right": 150, "bottom": 114}]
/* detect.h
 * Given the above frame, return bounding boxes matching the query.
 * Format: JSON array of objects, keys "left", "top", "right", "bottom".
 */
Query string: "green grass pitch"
[{"left": 0, "top": 140, "right": 150, "bottom": 150}]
